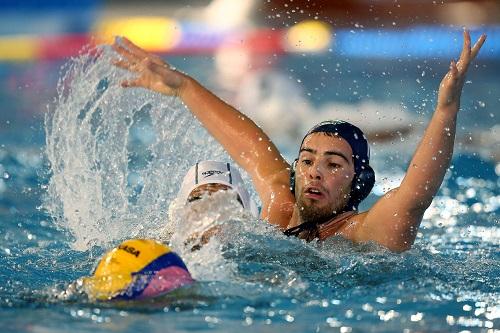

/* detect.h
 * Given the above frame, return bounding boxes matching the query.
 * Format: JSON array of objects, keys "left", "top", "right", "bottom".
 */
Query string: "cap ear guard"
[{"left": 347, "top": 165, "right": 375, "bottom": 210}]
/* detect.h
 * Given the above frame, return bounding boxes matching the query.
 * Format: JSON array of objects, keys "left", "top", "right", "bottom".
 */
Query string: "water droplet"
[
  {"left": 244, "top": 306, "right": 255, "bottom": 313},
  {"left": 465, "top": 188, "right": 476, "bottom": 198},
  {"left": 326, "top": 317, "right": 341, "bottom": 327},
  {"left": 410, "top": 312, "right": 424, "bottom": 322},
  {"left": 362, "top": 303, "right": 373, "bottom": 312}
]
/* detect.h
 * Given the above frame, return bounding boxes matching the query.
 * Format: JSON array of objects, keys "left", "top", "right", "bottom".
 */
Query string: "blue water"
[{"left": 0, "top": 45, "right": 499, "bottom": 333}]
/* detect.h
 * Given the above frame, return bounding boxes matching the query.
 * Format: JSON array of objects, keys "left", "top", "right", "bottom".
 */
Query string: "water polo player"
[
  {"left": 174, "top": 160, "right": 258, "bottom": 250},
  {"left": 113, "top": 30, "right": 486, "bottom": 252}
]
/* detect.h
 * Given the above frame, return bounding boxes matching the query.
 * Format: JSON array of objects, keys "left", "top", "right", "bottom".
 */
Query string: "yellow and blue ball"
[{"left": 83, "top": 239, "right": 193, "bottom": 300}]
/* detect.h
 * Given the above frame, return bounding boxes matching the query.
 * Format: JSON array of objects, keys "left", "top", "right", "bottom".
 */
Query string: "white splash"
[
  {"left": 44, "top": 45, "right": 230, "bottom": 251},
  {"left": 166, "top": 191, "right": 252, "bottom": 280}
]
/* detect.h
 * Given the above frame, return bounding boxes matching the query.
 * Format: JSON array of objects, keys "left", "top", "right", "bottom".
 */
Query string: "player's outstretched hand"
[
  {"left": 112, "top": 36, "right": 188, "bottom": 97},
  {"left": 437, "top": 30, "right": 486, "bottom": 111}
]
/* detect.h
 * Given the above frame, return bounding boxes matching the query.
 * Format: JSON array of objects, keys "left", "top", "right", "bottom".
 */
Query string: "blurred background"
[{"left": 0, "top": 0, "right": 499, "bottom": 155}]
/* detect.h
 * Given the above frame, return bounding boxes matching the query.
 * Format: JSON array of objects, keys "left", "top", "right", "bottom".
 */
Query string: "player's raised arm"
[
  {"left": 400, "top": 31, "right": 486, "bottom": 208},
  {"left": 355, "top": 30, "right": 486, "bottom": 251},
  {"left": 111, "top": 37, "right": 294, "bottom": 225}
]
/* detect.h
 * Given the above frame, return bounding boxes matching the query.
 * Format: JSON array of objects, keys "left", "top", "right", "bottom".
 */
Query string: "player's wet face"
[
  {"left": 295, "top": 133, "right": 355, "bottom": 224},
  {"left": 188, "top": 183, "right": 243, "bottom": 207},
  {"left": 187, "top": 183, "right": 231, "bottom": 202}
]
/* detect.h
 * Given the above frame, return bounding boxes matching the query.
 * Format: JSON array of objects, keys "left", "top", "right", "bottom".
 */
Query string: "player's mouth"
[{"left": 303, "top": 184, "right": 326, "bottom": 200}]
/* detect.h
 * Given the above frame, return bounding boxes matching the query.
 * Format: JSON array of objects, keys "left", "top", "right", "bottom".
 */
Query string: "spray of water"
[
  {"left": 167, "top": 191, "right": 250, "bottom": 280},
  {"left": 44, "top": 45, "right": 229, "bottom": 251}
]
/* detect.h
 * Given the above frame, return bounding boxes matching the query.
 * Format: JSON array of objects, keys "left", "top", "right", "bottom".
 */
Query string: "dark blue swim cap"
[{"left": 301, "top": 120, "right": 370, "bottom": 174}]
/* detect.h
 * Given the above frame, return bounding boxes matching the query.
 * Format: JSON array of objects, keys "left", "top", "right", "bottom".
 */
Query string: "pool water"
[{"left": 0, "top": 44, "right": 498, "bottom": 332}]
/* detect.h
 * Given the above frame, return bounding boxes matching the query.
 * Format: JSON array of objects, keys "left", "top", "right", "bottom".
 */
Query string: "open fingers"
[
  {"left": 456, "top": 30, "right": 471, "bottom": 73},
  {"left": 470, "top": 34, "right": 486, "bottom": 60},
  {"left": 456, "top": 31, "right": 487, "bottom": 75},
  {"left": 112, "top": 41, "right": 140, "bottom": 64},
  {"left": 120, "top": 37, "right": 151, "bottom": 59},
  {"left": 120, "top": 37, "right": 167, "bottom": 66},
  {"left": 114, "top": 36, "right": 168, "bottom": 67},
  {"left": 112, "top": 59, "right": 142, "bottom": 72},
  {"left": 459, "top": 29, "right": 472, "bottom": 61}
]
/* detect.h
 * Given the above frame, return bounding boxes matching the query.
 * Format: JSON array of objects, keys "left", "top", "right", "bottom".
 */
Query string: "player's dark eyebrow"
[{"left": 300, "top": 147, "right": 351, "bottom": 164}]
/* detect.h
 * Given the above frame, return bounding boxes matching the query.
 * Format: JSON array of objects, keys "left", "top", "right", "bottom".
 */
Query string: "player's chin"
[{"left": 303, "top": 197, "right": 330, "bottom": 210}]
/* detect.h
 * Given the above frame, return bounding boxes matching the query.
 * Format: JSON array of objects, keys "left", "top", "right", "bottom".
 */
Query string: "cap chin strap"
[
  {"left": 284, "top": 206, "right": 351, "bottom": 237},
  {"left": 283, "top": 221, "right": 316, "bottom": 237}
]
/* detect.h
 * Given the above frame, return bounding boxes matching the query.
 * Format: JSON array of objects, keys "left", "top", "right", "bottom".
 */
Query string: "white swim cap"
[{"left": 177, "top": 161, "right": 259, "bottom": 217}]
